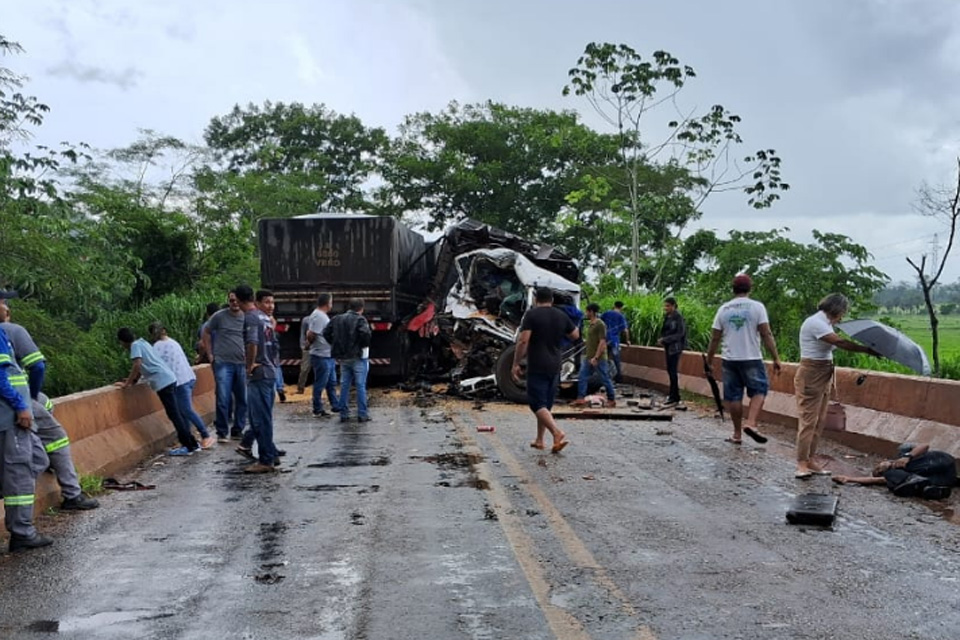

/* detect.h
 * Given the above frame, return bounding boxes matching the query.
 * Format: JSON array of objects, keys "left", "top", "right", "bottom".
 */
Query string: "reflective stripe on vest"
[
  {"left": 45, "top": 436, "right": 70, "bottom": 454},
  {"left": 44, "top": 398, "right": 54, "bottom": 412},
  {"left": 0, "top": 354, "right": 11, "bottom": 365},
  {"left": 8, "top": 373, "right": 28, "bottom": 389},
  {"left": 20, "top": 351, "right": 44, "bottom": 367},
  {"left": 4, "top": 494, "right": 35, "bottom": 506}
]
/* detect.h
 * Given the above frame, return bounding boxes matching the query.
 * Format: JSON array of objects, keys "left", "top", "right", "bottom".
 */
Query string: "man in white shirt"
[
  {"left": 705, "top": 274, "right": 782, "bottom": 445},
  {"left": 305, "top": 294, "right": 340, "bottom": 418}
]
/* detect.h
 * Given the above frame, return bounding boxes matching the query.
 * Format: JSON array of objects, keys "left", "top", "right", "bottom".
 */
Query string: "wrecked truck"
[{"left": 406, "top": 220, "right": 594, "bottom": 403}]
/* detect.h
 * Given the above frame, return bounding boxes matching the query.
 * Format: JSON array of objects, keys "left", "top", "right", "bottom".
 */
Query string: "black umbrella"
[{"left": 702, "top": 352, "right": 724, "bottom": 420}]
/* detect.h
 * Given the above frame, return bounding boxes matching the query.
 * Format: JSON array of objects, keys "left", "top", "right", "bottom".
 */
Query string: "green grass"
[
  {"left": 879, "top": 314, "right": 960, "bottom": 360},
  {"left": 79, "top": 474, "right": 105, "bottom": 496}
]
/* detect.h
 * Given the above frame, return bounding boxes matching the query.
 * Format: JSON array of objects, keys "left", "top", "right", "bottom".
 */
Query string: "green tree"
[
  {"left": 200, "top": 101, "right": 388, "bottom": 222},
  {"left": 906, "top": 160, "right": 960, "bottom": 376},
  {"left": 693, "top": 228, "right": 888, "bottom": 359},
  {"left": 0, "top": 36, "right": 136, "bottom": 322},
  {"left": 378, "top": 101, "right": 619, "bottom": 241},
  {"left": 564, "top": 43, "right": 789, "bottom": 293}
]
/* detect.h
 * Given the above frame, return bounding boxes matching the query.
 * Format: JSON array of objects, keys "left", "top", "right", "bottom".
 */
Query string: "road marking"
[
  {"left": 454, "top": 416, "right": 657, "bottom": 640},
  {"left": 455, "top": 424, "right": 593, "bottom": 640}
]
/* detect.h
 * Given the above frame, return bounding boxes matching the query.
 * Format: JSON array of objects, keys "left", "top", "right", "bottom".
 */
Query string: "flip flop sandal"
[
  {"left": 810, "top": 469, "right": 832, "bottom": 476},
  {"left": 529, "top": 442, "right": 545, "bottom": 450},
  {"left": 743, "top": 427, "right": 768, "bottom": 444},
  {"left": 551, "top": 439, "right": 570, "bottom": 454},
  {"left": 725, "top": 438, "right": 743, "bottom": 445},
  {"left": 794, "top": 471, "right": 813, "bottom": 479}
]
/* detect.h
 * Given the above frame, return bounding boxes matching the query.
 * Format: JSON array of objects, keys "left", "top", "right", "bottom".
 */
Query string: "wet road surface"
[{"left": 1, "top": 389, "right": 959, "bottom": 639}]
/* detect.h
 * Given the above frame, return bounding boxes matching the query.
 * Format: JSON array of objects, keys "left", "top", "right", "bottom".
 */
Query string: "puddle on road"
[
  {"left": 26, "top": 610, "right": 175, "bottom": 633},
  {"left": 307, "top": 455, "right": 390, "bottom": 468},
  {"left": 413, "top": 452, "right": 490, "bottom": 491},
  {"left": 294, "top": 484, "right": 381, "bottom": 494}
]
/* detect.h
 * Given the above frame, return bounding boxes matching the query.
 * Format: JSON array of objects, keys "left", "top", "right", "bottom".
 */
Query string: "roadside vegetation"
[{"left": 2, "top": 34, "right": 957, "bottom": 395}]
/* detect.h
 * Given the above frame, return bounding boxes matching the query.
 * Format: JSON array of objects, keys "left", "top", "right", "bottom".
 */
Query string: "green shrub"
[
  {"left": 585, "top": 293, "right": 717, "bottom": 352},
  {"left": 9, "top": 292, "right": 221, "bottom": 397}
]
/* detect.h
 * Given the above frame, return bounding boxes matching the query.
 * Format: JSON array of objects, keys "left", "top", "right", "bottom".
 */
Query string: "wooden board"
[{"left": 553, "top": 409, "right": 674, "bottom": 421}]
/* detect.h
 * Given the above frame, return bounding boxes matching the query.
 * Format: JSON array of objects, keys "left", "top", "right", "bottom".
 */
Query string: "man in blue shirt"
[
  {"left": 600, "top": 301, "right": 630, "bottom": 383},
  {"left": 239, "top": 287, "right": 281, "bottom": 473},
  {"left": 116, "top": 327, "right": 200, "bottom": 456},
  {"left": 0, "top": 298, "right": 53, "bottom": 551}
]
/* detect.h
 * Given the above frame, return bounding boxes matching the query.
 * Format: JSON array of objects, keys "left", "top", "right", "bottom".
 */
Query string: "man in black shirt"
[
  {"left": 833, "top": 442, "right": 956, "bottom": 499},
  {"left": 512, "top": 287, "right": 580, "bottom": 453},
  {"left": 657, "top": 297, "right": 687, "bottom": 407}
]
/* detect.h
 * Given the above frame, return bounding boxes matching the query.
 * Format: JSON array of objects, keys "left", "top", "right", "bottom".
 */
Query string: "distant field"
[{"left": 874, "top": 314, "right": 960, "bottom": 359}]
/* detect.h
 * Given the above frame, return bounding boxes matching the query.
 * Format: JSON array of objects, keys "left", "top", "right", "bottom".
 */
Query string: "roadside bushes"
[
  {"left": 11, "top": 292, "right": 219, "bottom": 397},
  {"left": 587, "top": 294, "right": 716, "bottom": 352}
]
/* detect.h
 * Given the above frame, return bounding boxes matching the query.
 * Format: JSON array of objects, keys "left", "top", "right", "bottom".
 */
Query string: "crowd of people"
[
  {"left": 2, "top": 274, "right": 953, "bottom": 553},
  {"left": 0, "top": 285, "right": 373, "bottom": 552},
  {"left": 515, "top": 275, "right": 956, "bottom": 498}
]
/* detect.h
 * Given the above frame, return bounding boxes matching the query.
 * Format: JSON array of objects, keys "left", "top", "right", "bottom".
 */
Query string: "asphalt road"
[{"left": 1, "top": 387, "right": 959, "bottom": 640}]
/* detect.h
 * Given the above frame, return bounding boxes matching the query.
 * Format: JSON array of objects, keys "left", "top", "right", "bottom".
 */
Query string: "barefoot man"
[
  {"left": 512, "top": 287, "right": 580, "bottom": 453},
  {"left": 705, "top": 274, "right": 782, "bottom": 445}
]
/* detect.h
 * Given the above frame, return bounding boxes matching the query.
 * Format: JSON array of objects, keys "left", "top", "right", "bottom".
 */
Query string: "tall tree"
[
  {"left": 564, "top": 43, "right": 789, "bottom": 293},
  {"left": 378, "top": 101, "right": 619, "bottom": 241},
  {"left": 907, "top": 160, "right": 960, "bottom": 376},
  {"left": 694, "top": 228, "right": 888, "bottom": 360},
  {"left": 201, "top": 101, "right": 388, "bottom": 221},
  {"left": 0, "top": 35, "right": 137, "bottom": 321}
]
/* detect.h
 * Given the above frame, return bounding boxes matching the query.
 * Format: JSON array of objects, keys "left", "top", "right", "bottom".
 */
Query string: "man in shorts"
[
  {"left": 705, "top": 274, "right": 782, "bottom": 445},
  {"left": 512, "top": 287, "right": 580, "bottom": 453}
]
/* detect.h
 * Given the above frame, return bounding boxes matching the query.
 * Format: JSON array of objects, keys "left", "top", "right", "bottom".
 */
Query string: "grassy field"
[{"left": 880, "top": 314, "right": 960, "bottom": 360}]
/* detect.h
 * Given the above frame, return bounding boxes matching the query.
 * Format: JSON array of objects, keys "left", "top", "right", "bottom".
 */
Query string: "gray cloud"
[{"left": 46, "top": 60, "right": 143, "bottom": 90}]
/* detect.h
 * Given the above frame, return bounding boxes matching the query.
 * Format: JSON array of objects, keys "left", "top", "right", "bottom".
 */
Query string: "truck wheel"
[{"left": 495, "top": 345, "right": 528, "bottom": 404}]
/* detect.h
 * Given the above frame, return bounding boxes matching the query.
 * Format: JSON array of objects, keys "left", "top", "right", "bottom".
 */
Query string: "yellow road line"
[
  {"left": 455, "top": 416, "right": 657, "bottom": 640},
  {"left": 457, "top": 426, "right": 593, "bottom": 640}
]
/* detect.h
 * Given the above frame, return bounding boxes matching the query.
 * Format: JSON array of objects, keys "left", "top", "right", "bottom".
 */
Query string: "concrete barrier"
[
  {"left": 3, "top": 365, "right": 214, "bottom": 518},
  {"left": 622, "top": 346, "right": 960, "bottom": 458}
]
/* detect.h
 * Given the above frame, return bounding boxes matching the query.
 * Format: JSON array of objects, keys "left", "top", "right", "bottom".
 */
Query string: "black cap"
[{"left": 0, "top": 290, "right": 18, "bottom": 300}]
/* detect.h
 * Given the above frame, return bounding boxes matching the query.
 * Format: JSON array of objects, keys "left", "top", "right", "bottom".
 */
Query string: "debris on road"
[
  {"left": 786, "top": 493, "right": 839, "bottom": 527},
  {"left": 476, "top": 425, "right": 495, "bottom": 433},
  {"left": 553, "top": 408, "right": 673, "bottom": 421}
]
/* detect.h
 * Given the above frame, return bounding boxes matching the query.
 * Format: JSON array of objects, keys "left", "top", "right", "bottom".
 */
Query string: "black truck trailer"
[{"left": 259, "top": 214, "right": 433, "bottom": 380}]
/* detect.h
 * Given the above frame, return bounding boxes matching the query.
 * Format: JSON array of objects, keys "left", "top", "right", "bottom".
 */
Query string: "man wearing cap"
[
  {"left": 705, "top": 274, "right": 782, "bottom": 445},
  {"left": 0, "top": 289, "right": 53, "bottom": 551},
  {"left": 0, "top": 296, "right": 47, "bottom": 400}
]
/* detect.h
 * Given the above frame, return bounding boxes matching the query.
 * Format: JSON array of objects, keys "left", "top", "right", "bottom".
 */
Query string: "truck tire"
[{"left": 495, "top": 344, "right": 529, "bottom": 404}]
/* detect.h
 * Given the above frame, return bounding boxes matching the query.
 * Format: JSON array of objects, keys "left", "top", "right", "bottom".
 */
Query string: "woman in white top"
[
  {"left": 149, "top": 322, "right": 215, "bottom": 450},
  {"left": 794, "top": 294, "right": 878, "bottom": 478}
]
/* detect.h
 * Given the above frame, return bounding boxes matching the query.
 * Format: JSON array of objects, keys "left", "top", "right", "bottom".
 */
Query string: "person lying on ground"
[{"left": 832, "top": 443, "right": 956, "bottom": 499}]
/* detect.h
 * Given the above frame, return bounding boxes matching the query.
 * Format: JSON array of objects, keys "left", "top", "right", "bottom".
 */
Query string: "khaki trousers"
[{"left": 794, "top": 359, "right": 834, "bottom": 463}]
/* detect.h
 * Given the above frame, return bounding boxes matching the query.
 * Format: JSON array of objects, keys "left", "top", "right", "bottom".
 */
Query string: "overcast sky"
[{"left": 5, "top": 0, "right": 960, "bottom": 284}]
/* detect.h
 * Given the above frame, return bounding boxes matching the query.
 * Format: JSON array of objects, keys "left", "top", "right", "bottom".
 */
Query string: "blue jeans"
[
  {"left": 246, "top": 377, "right": 278, "bottom": 465},
  {"left": 311, "top": 355, "right": 339, "bottom": 414},
  {"left": 213, "top": 361, "right": 247, "bottom": 437},
  {"left": 607, "top": 342, "right": 623, "bottom": 381},
  {"left": 577, "top": 359, "right": 615, "bottom": 400},
  {"left": 175, "top": 380, "right": 210, "bottom": 439},
  {"left": 339, "top": 358, "right": 368, "bottom": 419}
]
